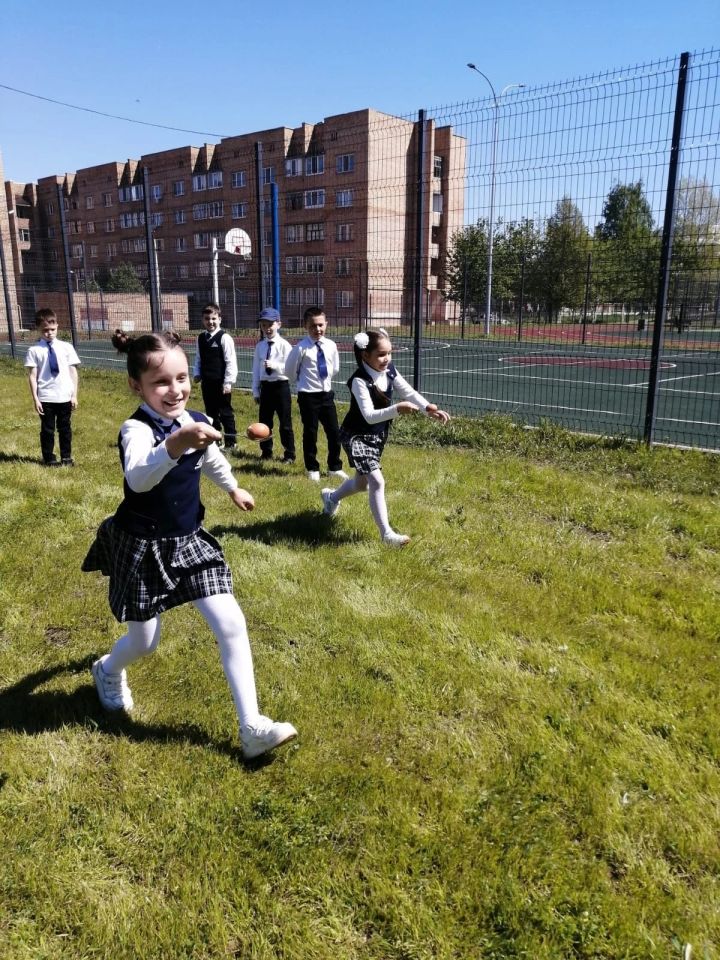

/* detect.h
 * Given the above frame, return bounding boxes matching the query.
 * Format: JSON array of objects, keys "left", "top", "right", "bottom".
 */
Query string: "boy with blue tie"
[
  {"left": 251, "top": 307, "right": 296, "bottom": 463},
  {"left": 25, "top": 308, "right": 81, "bottom": 466}
]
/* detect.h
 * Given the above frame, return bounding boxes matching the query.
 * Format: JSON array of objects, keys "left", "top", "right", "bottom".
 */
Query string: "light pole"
[
  {"left": 221, "top": 262, "right": 237, "bottom": 328},
  {"left": 467, "top": 64, "right": 524, "bottom": 335}
]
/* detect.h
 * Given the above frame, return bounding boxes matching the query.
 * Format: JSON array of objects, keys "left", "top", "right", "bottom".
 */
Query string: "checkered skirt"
[
  {"left": 82, "top": 517, "right": 233, "bottom": 623},
  {"left": 339, "top": 428, "right": 387, "bottom": 475}
]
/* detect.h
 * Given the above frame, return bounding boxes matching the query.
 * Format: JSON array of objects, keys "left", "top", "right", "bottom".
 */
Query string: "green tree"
[
  {"left": 102, "top": 262, "right": 145, "bottom": 293},
  {"left": 533, "top": 198, "right": 590, "bottom": 321},
  {"left": 594, "top": 181, "right": 659, "bottom": 312}
]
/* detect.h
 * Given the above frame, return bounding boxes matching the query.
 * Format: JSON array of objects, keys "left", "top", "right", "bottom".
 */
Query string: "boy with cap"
[
  {"left": 192, "top": 302, "right": 238, "bottom": 449},
  {"left": 251, "top": 307, "right": 296, "bottom": 463}
]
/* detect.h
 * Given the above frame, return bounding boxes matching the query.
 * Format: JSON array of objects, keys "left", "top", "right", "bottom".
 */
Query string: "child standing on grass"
[
  {"left": 286, "top": 307, "right": 348, "bottom": 482},
  {"left": 25, "top": 308, "right": 81, "bottom": 466},
  {"left": 192, "top": 303, "right": 238, "bottom": 449},
  {"left": 83, "top": 329, "right": 297, "bottom": 760},
  {"left": 251, "top": 307, "right": 296, "bottom": 464},
  {"left": 320, "top": 328, "right": 450, "bottom": 547}
]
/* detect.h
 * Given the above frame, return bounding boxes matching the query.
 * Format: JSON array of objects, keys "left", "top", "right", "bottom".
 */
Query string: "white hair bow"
[{"left": 354, "top": 332, "right": 370, "bottom": 349}]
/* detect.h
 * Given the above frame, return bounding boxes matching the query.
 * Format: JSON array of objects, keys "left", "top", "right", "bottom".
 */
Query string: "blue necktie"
[
  {"left": 47, "top": 341, "right": 60, "bottom": 376},
  {"left": 266, "top": 340, "right": 273, "bottom": 361},
  {"left": 316, "top": 340, "right": 328, "bottom": 380}
]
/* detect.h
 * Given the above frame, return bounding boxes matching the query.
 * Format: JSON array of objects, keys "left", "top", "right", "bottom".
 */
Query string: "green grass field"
[{"left": 0, "top": 358, "right": 718, "bottom": 960}]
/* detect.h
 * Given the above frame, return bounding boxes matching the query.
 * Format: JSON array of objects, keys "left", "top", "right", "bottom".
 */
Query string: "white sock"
[
  {"left": 367, "top": 469, "right": 393, "bottom": 538},
  {"left": 193, "top": 594, "right": 260, "bottom": 728},
  {"left": 331, "top": 472, "right": 367, "bottom": 502},
  {"left": 105, "top": 617, "right": 161, "bottom": 673}
]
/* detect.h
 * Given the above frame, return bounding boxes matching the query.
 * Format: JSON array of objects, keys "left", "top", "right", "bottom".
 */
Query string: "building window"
[
  {"left": 151, "top": 184, "right": 163, "bottom": 202},
  {"left": 194, "top": 232, "right": 210, "bottom": 248},
  {"left": 286, "top": 256, "right": 305, "bottom": 274},
  {"left": 287, "top": 192, "right": 304, "bottom": 211},
  {"left": 306, "top": 288, "right": 324, "bottom": 305},
  {"left": 193, "top": 203, "right": 208, "bottom": 220},
  {"left": 51, "top": 250, "right": 59, "bottom": 262},
  {"left": 69, "top": 221, "right": 81, "bottom": 234},
  {"left": 208, "top": 200, "right": 224, "bottom": 218},
  {"left": 231, "top": 171, "right": 246, "bottom": 188},
  {"left": 432, "top": 192, "right": 443, "bottom": 214},
  {"left": 106, "top": 243, "right": 117, "bottom": 258},
  {"left": 155, "top": 238, "right": 165, "bottom": 253},
  {"left": 305, "top": 154, "right": 324, "bottom": 176},
  {"left": 336, "top": 222, "right": 353, "bottom": 242},
  {"left": 71, "top": 244, "right": 83, "bottom": 258},
  {"left": 105, "top": 218, "right": 115, "bottom": 232},
  {"left": 86, "top": 195, "right": 94, "bottom": 209},
  {"left": 336, "top": 258, "right": 351, "bottom": 277},
  {"left": 150, "top": 213, "right": 164, "bottom": 228},
  {"left": 304, "top": 189, "right": 325, "bottom": 209},
  {"left": 208, "top": 171, "right": 223, "bottom": 188},
  {"left": 306, "top": 256, "right": 324, "bottom": 274},
  {"left": 173, "top": 180, "right": 185, "bottom": 197},
  {"left": 262, "top": 166, "right": 275, "bottom": 185},
  {"left": 192, "top": 174, "right": 207, "bottom": 192},
  {"left": 285, "top": 158, "right": 302, "bottom": 177},
  {"left": 175, "top": 237, "right": 186, "bottom": 252},
  {"left": 19, "top": 228, "right": 31, "bottom": 242},
  {"left": 336, "top": 290, "right": 354, "bottom": 308},
  {"left": 119, "top": 212, "right": 145, "bottom": 228},
  {"left": 195, "top": 261, "right": 211, "bottom": 277},
  {"left": 306, "top": 222, "right": 325, "bottom": 241},
  {"left": 176, "top": 264, "right": 189, "bottom": 279},
  {"left": 231, "top": 202, "right": 248, "bottom": 219},
  {"left": 174, "top": 209, "right": 186, "bottom": 225},
  {"left": 132, "top": 237, "right": 147, "bottom": 253},
  {"left": 46, "top": 201, "right": 55, "bottom": 215},
  {"left": 87, "top": 221, "right": 95, "bottom": 234},
  {"left": 47, "top": 226, "right": 56, "bottom": 239},
  {"left": 103, "top": 192, "right": 113, "bottom": 207},
  {"left": 433, "top": 156, "right": 444, "bottom": 179},
  {"left": 89, "top": 244, "right": 98, "bottom": 258},
  {"left": 336, "top": 189, "right": 353, "bottom": 208},
  {"left": 120, "top": 239, "right": 130, "bottom": 254},
  {"left": 286, "top": 288, "right": 303, "bottom": 306},
  {"left": 286, "top": 224, "right": 305, "bottom": 243},
  {"left": 118, "top": 185, "right": 144, "bottom": 202},
  {"left": 336, "top": 154, "right": 354, "bottom": 174}
]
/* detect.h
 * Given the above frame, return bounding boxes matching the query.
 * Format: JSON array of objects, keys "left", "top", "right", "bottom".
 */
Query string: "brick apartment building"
[{"left": 1, "top": 108, "right": 465, "bottom": 330}]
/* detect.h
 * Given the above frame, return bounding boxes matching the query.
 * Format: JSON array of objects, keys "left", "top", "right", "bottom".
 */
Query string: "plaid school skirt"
[
  {"left": 339, "top": 428, "right": 387, "bottom": 475},
  {"left": 82, "top": 517, "right": 233, "bottom": 623}
]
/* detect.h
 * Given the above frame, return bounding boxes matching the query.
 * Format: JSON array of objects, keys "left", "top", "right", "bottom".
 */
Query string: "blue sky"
[{"left": 1, "top": 0, "right": 718, "bottom": 184}]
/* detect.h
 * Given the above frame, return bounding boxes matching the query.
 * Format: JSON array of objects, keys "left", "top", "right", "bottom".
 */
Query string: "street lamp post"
[
  {"left": 467, "top": 65, "right": 524, "bottom": 335},
  {"left": 221, "top": 262, "right": 238, "bottom": 328}
]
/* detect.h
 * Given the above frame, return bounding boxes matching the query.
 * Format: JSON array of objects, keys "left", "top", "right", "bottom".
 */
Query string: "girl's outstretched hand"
[
  {"left": 166, "top": 421, "right": 222, "bottom": 458},
  {"left": 229, "top": 487, "right": 255, "bottom": 512},
  {"left": 397, "top": 401, "right": 419, "bottom": 416},
  {"left": 425, "top": 403, "right": 450, "bottom": 424}
]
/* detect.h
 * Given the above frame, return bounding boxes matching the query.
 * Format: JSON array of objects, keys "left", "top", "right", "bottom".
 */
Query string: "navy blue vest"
[
  {"left": 113, "top": 408, "right": 207, "bottom": 537},
  {"left": 341, "top": 363, "right": 397, "bottom": 438},
  {"left": 197, "top": 331, "right": 226, "bottom": 381}
]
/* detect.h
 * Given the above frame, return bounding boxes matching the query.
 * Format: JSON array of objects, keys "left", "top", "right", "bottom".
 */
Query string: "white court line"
[
  {"left": 657, "top": 415, "right": 720, "bottom": 427},
  {"left": 438, "top": 390, "right": 636, "bottom": 418},
  {"left": 629, "top": 370, "right": 720, "bottom": 388},
  {"left": 494, "top": 372, "right": 649, "bottom": 389}
]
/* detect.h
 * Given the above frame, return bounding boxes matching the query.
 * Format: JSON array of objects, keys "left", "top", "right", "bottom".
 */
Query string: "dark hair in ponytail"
[
  {"left": 111, "top": 329, "right": 183, "bottom": 380},
  {"left": 352, "top": 328, "right": 391, "bottom": 368}
]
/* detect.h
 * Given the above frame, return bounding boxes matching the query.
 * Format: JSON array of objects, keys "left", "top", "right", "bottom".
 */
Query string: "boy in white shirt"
[
  {"left": 25, "top": 308, "right": 81, "bottom": 466},
  {"left": 286, "top": 307, "right": 348, "bottom": 482},
  {"left": 251, "top": 307, "right": 296, "bottom": 463},
  {"left": 192, "top": 303, "right": 238, "bottom": 449}
]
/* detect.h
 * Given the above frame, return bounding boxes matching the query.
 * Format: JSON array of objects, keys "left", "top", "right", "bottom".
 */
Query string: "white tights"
[
  {"left": 331, "top": 468, "right": 394, "bottom": 538},
  {"left": 103, "top": 594, "right": 259, "bottom": 727}
]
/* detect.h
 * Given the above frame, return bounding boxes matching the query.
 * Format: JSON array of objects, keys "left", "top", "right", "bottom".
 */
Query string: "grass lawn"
[{"left": 0, "top": 357, "right": 718, "bottom": 960}]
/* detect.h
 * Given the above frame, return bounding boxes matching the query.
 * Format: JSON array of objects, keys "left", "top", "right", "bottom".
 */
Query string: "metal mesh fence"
[{"left": 2, "top": 49, "right": 718, "bottom": 449}]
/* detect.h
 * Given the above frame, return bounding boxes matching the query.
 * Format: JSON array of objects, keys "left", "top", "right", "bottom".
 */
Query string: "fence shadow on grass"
[
  {"left": 0, "top": 452, "right": 45, "bottom": 466},
  {"left": 0, "top": 658, "right": 277, "bottom": 769},
  {"left": 209, "top": 509, "right": 363, "bottom": 548}
]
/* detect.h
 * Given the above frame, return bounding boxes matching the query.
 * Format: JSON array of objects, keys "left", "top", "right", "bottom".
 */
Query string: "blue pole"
[{"left": 270, "top": 182, "right": 280, "bottom": 309}]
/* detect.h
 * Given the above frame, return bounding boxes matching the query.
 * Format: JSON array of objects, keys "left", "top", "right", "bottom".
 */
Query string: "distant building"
[{"left": 2, "top": 109, "right": 465, "bottom": 330}]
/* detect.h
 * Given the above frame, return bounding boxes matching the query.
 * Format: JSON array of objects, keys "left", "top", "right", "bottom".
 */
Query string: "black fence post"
[
  {"left": 413, "top": 109, "right": 426, "bottom": 391},
  {"left": 581, "top": 253, "right": 592, "bottom": 345},
  {"left": 517, "top": 253, "right": 525, "bottom": 343},
  {"left": 644, "top": 51, "right": 689, "bottom": 445},
  {"left": 56, "top": 183, "right": 78, "bottom": 349},
  {"left": 142, "top": 167, "right": 161, "bottom": 332},
  {"left": 0, "top": 217, "right": 17, "bottom": 358},
  {"left": 461, "top": 251, "right": 468, "bottom": 340}
]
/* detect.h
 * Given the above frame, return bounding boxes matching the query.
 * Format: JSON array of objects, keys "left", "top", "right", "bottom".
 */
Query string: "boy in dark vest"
[{"left": 192, "top": 303, "right": 238, "bottom": 449}]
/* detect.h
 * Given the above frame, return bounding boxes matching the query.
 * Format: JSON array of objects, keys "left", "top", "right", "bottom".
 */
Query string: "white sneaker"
[
  {"left": 382, "top": 531, "right": 411, "bottom": 548},
  {"left": 92, "top": 655, "right": 134, "bottom": 711},
  {"left": 321, "top": 487, "right": 339, "bottom": 517},
  {"left": 307, "top": 470, "right": 321, "bottom": 482},
  {"left": 241, "top": 715, "right": 298, "bottom": 760},
  {"left": 328, "top": 469, "right": 349, "bottom": 480}
]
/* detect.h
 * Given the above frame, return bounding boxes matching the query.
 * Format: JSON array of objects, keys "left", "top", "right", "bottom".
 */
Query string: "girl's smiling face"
[
  {"left": 130, "top": 347, "right": 191, "bottom": 419},
  {"left": 363, "top": 337, "right": 392, "bottom": 373}
]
